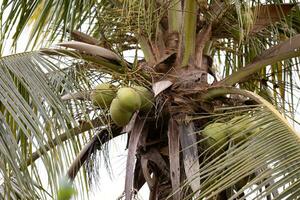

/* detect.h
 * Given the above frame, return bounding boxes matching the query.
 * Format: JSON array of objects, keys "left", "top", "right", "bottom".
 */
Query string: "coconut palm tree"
[{"left": 1, "top": 0, "right": 300, "bottom": 199}]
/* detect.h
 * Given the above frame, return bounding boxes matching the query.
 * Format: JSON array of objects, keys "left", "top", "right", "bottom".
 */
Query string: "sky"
[{"left": 87, "top": 135, "right": 149, "bottom": 200}]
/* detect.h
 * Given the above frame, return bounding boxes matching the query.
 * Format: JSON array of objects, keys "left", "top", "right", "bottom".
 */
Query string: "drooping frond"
[
  {"left": 182, "top": 91, "right": 300, "bottom": 199},
  {"left": 211, "top": 2, "right": 300, "bottom": 120},
  {"left": 0, "top": 51, "right": 125, "bottom": 199},
  {"left": 0, "top": 52, "right": 72, "bottom": 198}
]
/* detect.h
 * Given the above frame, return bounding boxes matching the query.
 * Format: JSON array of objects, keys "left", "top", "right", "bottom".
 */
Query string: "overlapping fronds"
[
  {"left": 212, "top": 2, "right": 300, "bottom": 119},
  {"left": 1, "top": 0, "right": 300, "bottom": 199},
  {"left": 1, "top": 0, "right": 96, "bottom": 51},
  {"left": 0, "top": 0, "right": 167, "bottom": 54},
  {"left": 182, "top": 99, "right": 300, "bottom": 199},
  {"left": 0, "top": 51, "right": 121, "bottom": 199}
]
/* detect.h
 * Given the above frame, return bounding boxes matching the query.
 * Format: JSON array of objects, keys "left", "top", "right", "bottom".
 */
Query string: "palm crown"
[{"left": 1, "top": 0, "right": 300, "bottom": 199}]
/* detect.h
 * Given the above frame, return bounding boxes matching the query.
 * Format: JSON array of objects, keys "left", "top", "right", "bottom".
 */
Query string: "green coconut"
[
  {"left": 250, "top": 125, "right": 266, "bottom": 137},
  {"left": 116, "top": 87, "right": 141, "bottom": 112},
  {"left": 227, "top": 116, "right": 248, "bottom": 144},
  {"left": 228, "top": 115, "right": 265, "bottom": 143},
  {"left": 110, "top": 98, "right": 133, "bottom": 127},
  {"left": 57, "top": 177, "right": 77, "bottom": 200},
  {"left": 90, "top": 83, "right": 116, "bottom": 108},
  {"left": 202, "top": 122, "right": 228, "bottom": 149},
  {"left": 132, "top": 85, "right": 154, "bottom": 112}
]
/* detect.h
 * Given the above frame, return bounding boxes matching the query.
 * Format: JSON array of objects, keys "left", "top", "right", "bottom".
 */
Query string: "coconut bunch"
[
  {"left": 90, "top": 83, "right": 154, "bottom": 127},
  {"left": 202, "top": 115, "right": 262, "bottom": 152},
  {"left": 199, "top": 112, "right": 268, "bottom": 191}
]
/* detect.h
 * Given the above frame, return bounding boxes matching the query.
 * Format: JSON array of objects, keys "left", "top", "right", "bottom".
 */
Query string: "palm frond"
[
  {"left": 167, "top": 0, "right": 182, "bottom": 33},
  {"left": 211, "top": 2, "right": 300, "bottom": 120},
  {"left": 125, "top": 115, "right": 147, "bottom": 200},
  {"left": 196, "top": 109, "right": 300, "bottom": 199},
  {"left": 178, "top": 122, "right": 200, "bottom": 196},
  {"left": 168, "top": 118, "right": 180, "bottom": 200},
  {"left": 0, "top": 51, "right": 120, "bottom": 199},
  {"left": 181, "top": 89, "right": 300, "bottom": 199},
  {"left": 0, "top": 0, "right": 140, "bottom": 53},
  {"left": 178, "top": 0, "right": 197, "bottom": 66},
  {"left": 1, "top": 0, "right": 96, "bottom": 51}
]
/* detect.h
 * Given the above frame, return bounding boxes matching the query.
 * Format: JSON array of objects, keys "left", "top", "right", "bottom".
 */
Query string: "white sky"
[{"left": 87, "top": 135, "right": 149, "bottom": 200}]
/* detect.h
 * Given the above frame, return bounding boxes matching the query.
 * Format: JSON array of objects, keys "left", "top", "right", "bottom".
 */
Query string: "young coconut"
[
  {"left": 228, "top": 115, "right": 264, "bottom": 141},
  {"left": 227, "top": 116, "right": 249, "bottom": 144},
  {"left": 116, "top": 87, "right": 141, "bottom": 112},
  {"left": 110, "top": 98, "right": 133, "bottom": 127},
  {"left": 202, "top": 122, "right": 228, "bottom": 150},
  {"left": 57, "top": 177, "right": 77, "bottom": 200},
  {"left": 90, "top": 83, "right": 116, "bottom": 108},
  {"left": 132, "top": 85, "right": 154, "bottom": 112}
]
